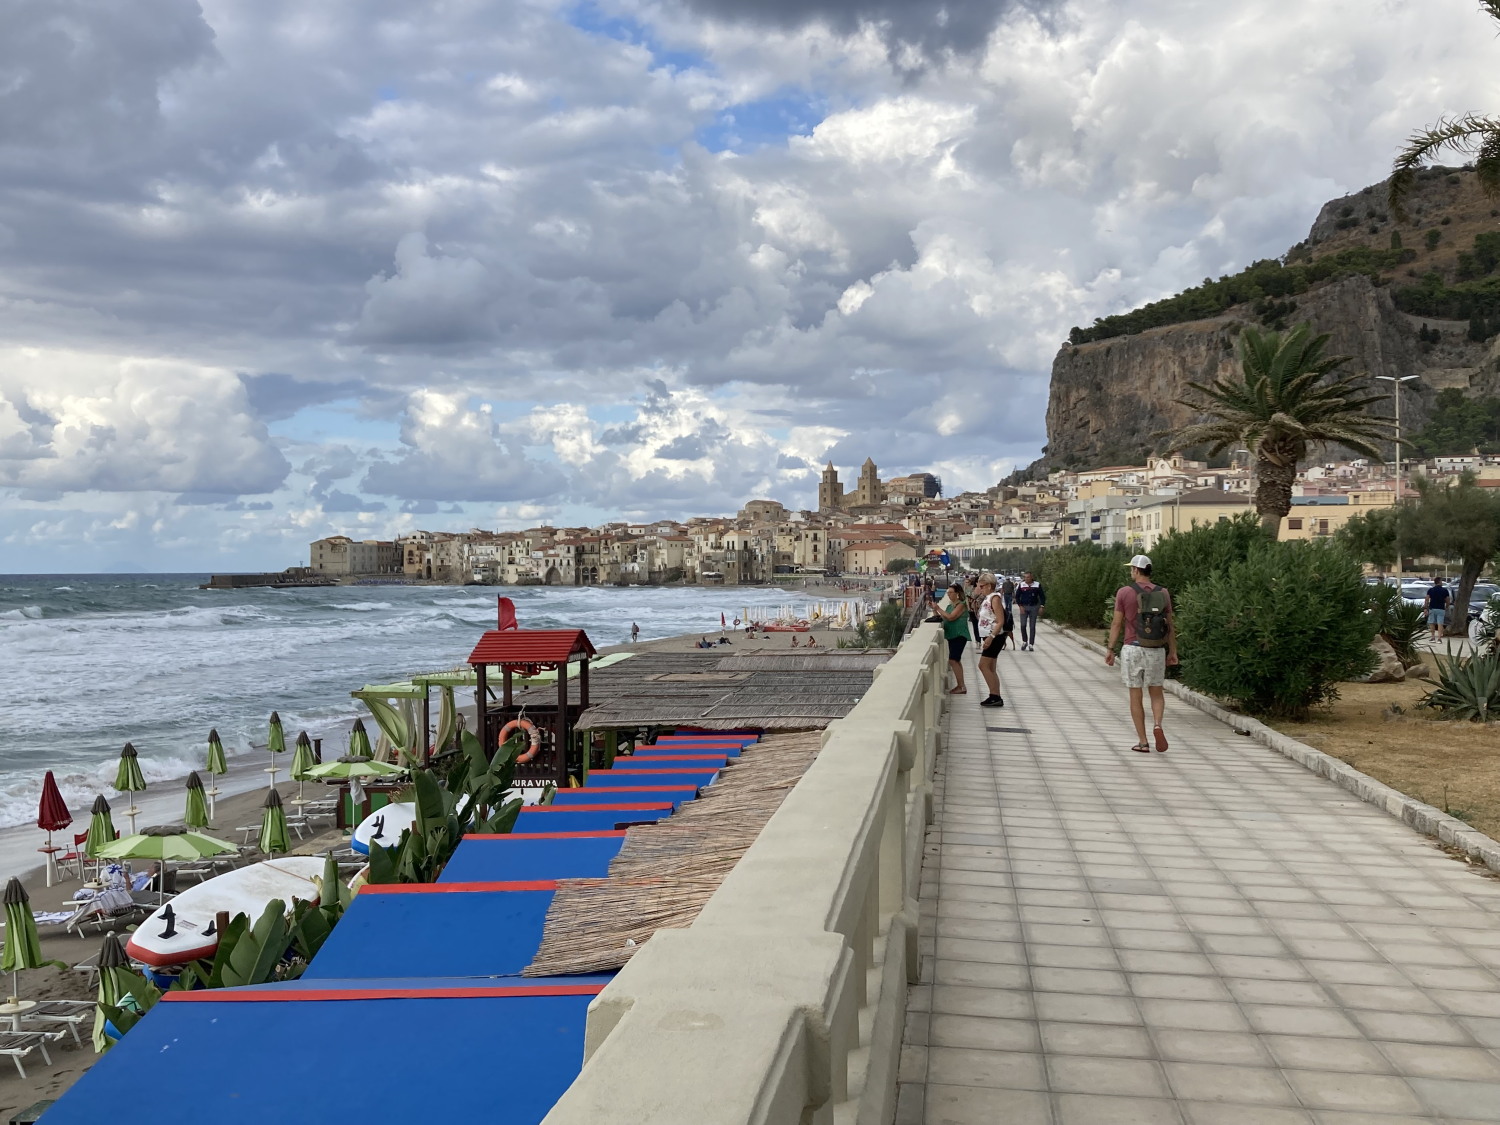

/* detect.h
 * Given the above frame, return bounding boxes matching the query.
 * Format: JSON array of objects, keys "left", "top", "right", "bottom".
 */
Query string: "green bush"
[
  {"left": 1175, "top": 540, "right": 1377, "bottom": 718},
  {"left": 1147, "top": 512, "right": 1270, "bottom": 595},
  {"left": 1419, "top": 649, "right": 1500, "bottom": 722},
  {"left": 1037, "top": 543, "right": 1129, "bottom": 628}
]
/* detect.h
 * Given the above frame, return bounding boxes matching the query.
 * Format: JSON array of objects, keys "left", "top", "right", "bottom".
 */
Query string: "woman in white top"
[{"left": 975, "top": 573, "right": 1006, "bottom": 708}]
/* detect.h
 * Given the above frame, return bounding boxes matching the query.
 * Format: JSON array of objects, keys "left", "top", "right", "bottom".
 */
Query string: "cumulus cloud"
[{"left": 0, "top": 348, "right": 288, "bottom": 494}]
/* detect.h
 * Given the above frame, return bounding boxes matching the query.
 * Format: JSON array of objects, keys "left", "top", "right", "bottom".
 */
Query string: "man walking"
[
  {"left": 1001, "top": 575, "right": 1016, "bottom": 614},
  {"left": 1105, "top": 554, "right": 1178, "bottom": 753},
  {"left": 1423, "top": 577, "right": 1450, "bottom": 641},
  {"left": 1014, "top": 571, "right": 1045, "bottom": 651}
]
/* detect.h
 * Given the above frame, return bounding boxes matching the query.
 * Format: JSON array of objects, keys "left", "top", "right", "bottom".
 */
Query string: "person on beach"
[
  {"left": 1001, "top": 575, "right": 1016, "bottom": 613},
  {"left": 1104, "top": 554, "right": 1178, "bottom": 753},
  {"left": 1423, "top": 577, "right": 1450, "bottom": 640},
  {"left": 974, "top": 574, "right": 1006, "bottom": 708},
  {"left": 1014, "top": 572, "right": 1045, "bottom": 651},
  {"left": 934, "top": 582, "right": 970, "bottom": 694},
  {"left": 631, "top": 622, "right": 640, "bottom": 643}
]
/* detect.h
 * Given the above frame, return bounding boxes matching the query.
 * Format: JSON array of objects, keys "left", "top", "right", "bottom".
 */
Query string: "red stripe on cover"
[
  {"left": 518, "top": 803, "right": 672, "bottom": 812},
  {"left": 589, "top": 768, "right": 718, "bottom": 775},
  {"left": 164, "top": 984, "right": 607, "bottom": 1003},
  {"left": 557, "top": 786, "right": 696, "bottom": 792},
  {"left": 363, "top": 880, "right": 558, "bottom": 894},
  {"left": 463, "top": 830, "right": 627, "bottom": 840},
  {"left": 612, "top": 755, "right": 724, "bottom": 762}
]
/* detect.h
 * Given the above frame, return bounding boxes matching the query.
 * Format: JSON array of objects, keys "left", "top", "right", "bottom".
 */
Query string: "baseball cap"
[{"left": 1127, "top": 554, "right": 1152, "bottom": 569}]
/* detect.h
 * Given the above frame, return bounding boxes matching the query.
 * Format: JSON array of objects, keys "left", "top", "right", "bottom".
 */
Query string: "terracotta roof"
[{"left": 468, "top": 629, "right": 598, "bottom": 667}]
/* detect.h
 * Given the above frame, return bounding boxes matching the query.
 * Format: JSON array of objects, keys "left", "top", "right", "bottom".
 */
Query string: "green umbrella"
[
  {"left": 93, "top": 932, "right": 158, "bottom": 1053},
  {"left": 304, "top": 755, "right": 407, "bottom": 782},
  {"left": 290, "top": 731, "right": 317, "bottom": 806},
  {"left": 113, "top": 743, "right": 146, "bottom": 834},
  {"left": 348, "top": 718, "right": 373, "bottom": 759},
  {"left": 96, "top": 825, "right": 237, "bottom": 902},
  {"left": 266, "top": 711, "right": 286, "bottom": 787},
  {"left": 85, "top": 795, "right": 116, "bottom": 862},
  {"left": 2, "top": 878, "right": 45, "bottom": 1002},
  {"left": 183, "top": 772, "right": 210, "bottom": 829},
  {"left": 205, "top": 728, "right": 228, "bottom": 821},
  {"left": 259, "top": 789, "right": 290, "bottom": 856}
]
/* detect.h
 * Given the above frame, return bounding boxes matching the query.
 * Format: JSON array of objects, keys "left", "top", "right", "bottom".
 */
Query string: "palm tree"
[
  {"left": 1389, "top": 1, "right": 1500, "bottom": 220},
  {"left": 1163, "top": 323, "right": 1395, "bottom": 536}
]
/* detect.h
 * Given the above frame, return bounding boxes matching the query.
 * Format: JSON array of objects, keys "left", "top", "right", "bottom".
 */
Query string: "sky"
[{"left": 1, "top": 0, "right": 1497, "bottom": 572}]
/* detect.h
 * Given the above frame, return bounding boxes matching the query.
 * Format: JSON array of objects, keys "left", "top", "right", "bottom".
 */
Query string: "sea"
[{"left": 0, "top": 575, "right": 848, "bottom": 834}]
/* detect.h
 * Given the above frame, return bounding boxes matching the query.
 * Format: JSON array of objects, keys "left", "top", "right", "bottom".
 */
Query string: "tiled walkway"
[{"left": 900, "top": 625, "right": 1500, "bottom": 1125}]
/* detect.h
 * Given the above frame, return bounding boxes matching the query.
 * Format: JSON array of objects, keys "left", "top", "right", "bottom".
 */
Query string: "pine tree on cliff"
[
  {"left": 1163, "top": 323, "right": 1394, "bottom": 537},
  {"left": 1388, "top": 1, "right": 1500, "bottom": 219}
]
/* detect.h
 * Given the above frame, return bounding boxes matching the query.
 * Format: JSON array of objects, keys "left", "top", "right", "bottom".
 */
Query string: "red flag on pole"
[
  {"left": 721, "top": 612, "right": 727, "bottom": 629},
  {"left": 498, "top": 597, "right": 519, "bottom": 632}
]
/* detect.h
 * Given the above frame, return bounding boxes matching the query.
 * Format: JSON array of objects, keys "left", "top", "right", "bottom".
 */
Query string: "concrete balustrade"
[{"left": 544, "top": 623, "right": 945, "bottom": 1125}]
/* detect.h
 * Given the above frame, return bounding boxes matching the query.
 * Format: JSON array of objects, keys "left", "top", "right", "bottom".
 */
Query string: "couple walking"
[{"left": 934, "top": 573, "right": 1009, "bottom": 708}]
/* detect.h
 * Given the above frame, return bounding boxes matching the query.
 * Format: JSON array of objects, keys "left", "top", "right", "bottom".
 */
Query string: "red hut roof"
[{"left": 467, "top": 629, "right": 597, "bottom": 668}]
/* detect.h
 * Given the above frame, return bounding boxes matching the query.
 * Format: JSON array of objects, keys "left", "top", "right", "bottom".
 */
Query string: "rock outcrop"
[{"left": 1040, "top": 170, "right": 1500, "bottom": 472}]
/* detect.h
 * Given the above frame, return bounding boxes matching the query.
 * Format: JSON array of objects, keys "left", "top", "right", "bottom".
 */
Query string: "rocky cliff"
[{"left": 1040, "top": 169, "right": 1500, "bottom": 471}]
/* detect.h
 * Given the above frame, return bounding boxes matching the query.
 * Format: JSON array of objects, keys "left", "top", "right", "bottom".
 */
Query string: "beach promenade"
[{"left": 902, "top": 626, "right": 1500, "bottom": 1125}]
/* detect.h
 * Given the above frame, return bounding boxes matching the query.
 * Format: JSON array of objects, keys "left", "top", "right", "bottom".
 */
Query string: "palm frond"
[
  {"left": 1478, "top": 130, "right": 1500, "bottom": 198},
  {"left": 1483, "top": 0, "right": 1500, "bottom": 26},
  {"left": 1390, "top": 114, "right": 1500, "bottom": 220}
]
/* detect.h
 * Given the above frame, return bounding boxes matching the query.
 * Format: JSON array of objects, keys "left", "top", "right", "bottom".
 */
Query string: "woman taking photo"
[
  {"left": 934, "top": 582, "right": 971, "bottom": 694},
  {"left": 975, "top": 573, "right": 1007, "bottom": 708}
]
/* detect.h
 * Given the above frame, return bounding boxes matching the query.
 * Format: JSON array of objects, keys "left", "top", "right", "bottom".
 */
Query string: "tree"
[
  {"left": 1400, "top": 471, "right": 1500, "bottom": 629},
  {"left": 1336, "top": 508, "right": 1399, "bottom": 572},
  {"left": 1389, "top": 3, "right": 1500, "bottom": 220},
  {"left": 1163, "top": 323, "right": 1395, "bottom": 536}
]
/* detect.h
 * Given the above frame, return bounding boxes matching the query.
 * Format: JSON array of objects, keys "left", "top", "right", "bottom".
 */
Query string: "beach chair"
[
  {"left": 0, "top": 1030, "right": 61, "bottom": 1078},
  {"left": 24, "top": 1000, "right": 93, "bottom": 1048},
  {"left": 60, "top": 831, "right": 91, "bottom": 881},
  {"left": 71, "top": 951, "right": 100, "bottom": 988}
]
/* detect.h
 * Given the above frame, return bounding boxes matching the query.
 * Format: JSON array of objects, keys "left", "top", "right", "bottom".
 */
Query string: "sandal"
[
  {"left": 1130, "top": 744, "right": 1151, "bottom": 753},
  {"left": 1153, "top": 726, "right": 1168, "bottom": 753},
  {"left": 949, "top": 687, "right": 967, "bottom": 695}
]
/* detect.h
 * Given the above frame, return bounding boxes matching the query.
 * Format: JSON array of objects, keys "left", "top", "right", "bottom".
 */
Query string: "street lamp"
[{"left": 1375, "top": 374, "right": 1419, "bottom": 576}]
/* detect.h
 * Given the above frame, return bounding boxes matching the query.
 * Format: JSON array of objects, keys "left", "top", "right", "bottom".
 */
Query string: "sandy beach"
[{"left": 0, "top": 592, "right": 882, "bottom": 1114}]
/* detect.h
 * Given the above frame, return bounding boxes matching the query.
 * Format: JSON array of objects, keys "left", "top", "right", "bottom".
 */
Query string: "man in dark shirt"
[
  {"left": 1014, "top": 572, "right": 1045, "bottom": 651},
  {"left": 1423, "top": 578, "right": 1452, "bottom": 640}
]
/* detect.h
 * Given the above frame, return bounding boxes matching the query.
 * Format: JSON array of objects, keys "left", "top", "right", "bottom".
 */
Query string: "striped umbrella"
[
  {"left": 85, "top": 795, "right": 116, "bottom": 861},
  {"left": 1, "top": 878, "right": 45, "bottom": 1002},
  {"left": 113, "top": 743, "right": 146, "bottom": 834},
  {"left": 183, "top": 772, "right": 210, "bottom": 829},
  {"left": 290, "top": 731, "right": 316, "bottom": 806},
  {"left": 348, "top": 718, "right": 372, "bottom": 759},
  {"left": 259, "top": 789, "right": 290, "bottom": 856},
  {"left": 266, "top": 712, "right": 286, "bottom": 787},
  {"left": 205, "top": 729, "right": 228, "bottom": 821}
]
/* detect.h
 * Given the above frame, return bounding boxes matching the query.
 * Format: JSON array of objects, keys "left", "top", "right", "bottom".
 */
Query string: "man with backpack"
[{"left": 1104, "top": 554, "right": 1178, "bottom": 753}]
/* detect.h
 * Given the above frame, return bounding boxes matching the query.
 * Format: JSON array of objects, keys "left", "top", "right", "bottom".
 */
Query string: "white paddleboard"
[
  {"left": 352, "top": 787, "right": 552, "bottom": 855},
  {"left": 125, "top": 857, "right": 326, "bottom": 967}
]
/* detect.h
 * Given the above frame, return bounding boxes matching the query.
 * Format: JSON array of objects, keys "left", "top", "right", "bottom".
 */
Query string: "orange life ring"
[{"left": 498, "top": 718, "right": 542, "bottom": 764}]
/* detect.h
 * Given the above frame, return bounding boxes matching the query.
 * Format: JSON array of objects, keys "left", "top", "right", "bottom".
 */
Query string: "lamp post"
[{"left": 1375, "top": 374, "right": 1419, "bottom": 576}]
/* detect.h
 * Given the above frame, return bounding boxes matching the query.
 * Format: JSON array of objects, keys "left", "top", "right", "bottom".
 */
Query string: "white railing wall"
[{"left": 543, "top": 623, "right": 946, "bottom": 1125}]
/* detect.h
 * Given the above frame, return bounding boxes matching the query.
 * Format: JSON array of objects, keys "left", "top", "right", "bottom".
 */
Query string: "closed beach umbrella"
[
  {"left": 183, "top": 772, "right": 210, "bottom": 829},
  {"left": 290, "top": 731, "right": 316, "bottom": 806},
  {"left": 259, "top": 789, "right": 290, "bottom": 856},
  {"left": 348, "top": 718, "right": 372, "bottom": 759},
  {"left": 93, "top": 933, "right": 132, "bottom": 1051},
  {"left": 114, "top": 743, "right": 146, "bottom": 834},
  {"left": 1, "top": 878, "right": 45, "bottom": 1002},
  {"left": 266, "top": 711, "right": 286, "bottom": 787},
  {"left": 37, "top": 770, "right": 72, "bottom": 887},
  {"left": 85, "top": 795, "right": 116, "bottom": 859},
  {"left": 205, "top": 728, "right": 228, "bottom": 821}
]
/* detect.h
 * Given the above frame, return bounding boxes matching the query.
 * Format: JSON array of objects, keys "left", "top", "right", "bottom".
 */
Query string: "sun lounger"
[
  {"left": 0, "top": 1029, "right": 64, "bottom": 1078},
  {"left": 24, "top": 1000, "right": 93, "bottom": 1048}
]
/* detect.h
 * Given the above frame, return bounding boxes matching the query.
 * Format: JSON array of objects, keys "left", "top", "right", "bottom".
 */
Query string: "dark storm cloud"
[
  {"left": 239, "top": 374, "right": 369, "bottom": 423},
  {"left": 671, "top": 0, "right": 1045, "bottom": 60}
]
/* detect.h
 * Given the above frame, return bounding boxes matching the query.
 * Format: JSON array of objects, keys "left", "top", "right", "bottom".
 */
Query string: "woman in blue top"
[{"left": 935, "top": 582, "right": 970, "bottom": 695}]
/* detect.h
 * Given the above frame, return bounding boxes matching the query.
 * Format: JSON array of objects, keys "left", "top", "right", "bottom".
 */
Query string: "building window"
[
  {"left": 1287, "top": 519, "right": 1303, "bottom": 530},
  {"left": 1318, "top": 519, "right": 1329, "bottom": 535}
]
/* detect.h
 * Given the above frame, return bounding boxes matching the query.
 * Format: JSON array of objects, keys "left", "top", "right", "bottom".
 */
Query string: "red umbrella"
[
  {"left": 37, "top": 770, "right": 72, "bottom": 887},
  {"left": 37, "top": 771, "right": 72, "bottom": 834}
]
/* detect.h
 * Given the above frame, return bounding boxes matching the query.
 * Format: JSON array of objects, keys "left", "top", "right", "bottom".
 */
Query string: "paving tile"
[
  {"left": 1162, "top": 1062, "right": 1298, "bottom": 1106},
  {"left": 1242, "top": 1006, "right": 1361, "bottom": 1038},
  {"left": 1181, "top": 1104, "right": 1314, "bottom": 1125},
  {"left": 1281, "top": 1070, "right": 1423, "bottom": 1114},
  {"left": 1152, "top": 1030, "right": 1273, "bottom": 1067},
  {"left": 1376, "top": 1040, "right": 1500, "bottom": 1080},
  {"left": 1048, "top": 1056, "right": 1170, "bottom": 1097},
  {"left": 1348, "top": 1009, "right": 1473, "bottom": 1044},
  {"left": 1034, "top": 992, "right": 1143, "bottom": 1026},
  {"left": 1260, "top": 1035, "right": 1392, "bottom": 1074},
  {"left": 1138, "top": 999, "right": 1251, "bottom": 1033},
  {"left": 1129, "top": 974, "right": 1233, "bottom": 1002},
  {"left": 930, "top": 985, "right": 1034, "bottom": 1020},
  {"left": 1054, "top": 1092, "right": 1186, "bottom": 1124},
  {"left": 1403, "top": 1076, "right": 1500, "bottom": 1119},
  {"left": 923, "top": 1083, "right": 1052, "bottom": 1125},
  {"left": 926, "top": 1047, "right": 1046, "bottom": 1090},
  {"left": 928, "top": 1014, "right": 1040, "bottom": 1052},
  {"left": 1039, "top": 1021, "right": 1155, "bottom": 1058},
  {"left": 1032, "top": 967, "right": 1130, "bottom": 995},
  {"left": 1222, "top": 979, "right": 1330, "bottom": 1007},
  {"left": 1028, "top": 944, "right": 1123, "bottom": 970}
]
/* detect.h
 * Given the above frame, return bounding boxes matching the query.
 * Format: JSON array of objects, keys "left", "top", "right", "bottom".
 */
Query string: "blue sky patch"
[{"left": 698, "top": 93, "right": 823, "bottom": 153}]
